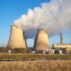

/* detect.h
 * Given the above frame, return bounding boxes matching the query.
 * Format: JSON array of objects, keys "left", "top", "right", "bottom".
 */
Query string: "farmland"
[
  {"left": 0, "top": 54, "right": 71, "bottom": 71},
  {"left": 0, "top": 60, "right": 71, "bottom": 71},
  {"left": 0, "top": 53, "right": 71, "bottom": 61}
]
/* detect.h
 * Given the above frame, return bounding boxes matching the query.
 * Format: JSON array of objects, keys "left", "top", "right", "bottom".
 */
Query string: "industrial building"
[
  {"left": 33, "top": 29, "right": 50, "bottom": 53},
  {"left": 7, "top": 24, "right": 27, "bottom": 49},
  {"left": 53, "top": 33, "right": 71, "bottom": 54},
  {"left": 7, "top": 24, "right": 71, "bottom": 54}
]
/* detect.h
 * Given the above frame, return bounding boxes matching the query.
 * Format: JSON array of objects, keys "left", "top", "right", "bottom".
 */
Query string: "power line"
[
  {"left": 47, "top": 4, "right": 62, "bottom": 27},
  {"left": 56, "top": 0, "right": 66, "bottom": 23},
  {"left": 47, "top": 0, "right": 65, "bottom": 32},
  {"left": 56, "top": 0, "right": 68, "bottom": 32}
]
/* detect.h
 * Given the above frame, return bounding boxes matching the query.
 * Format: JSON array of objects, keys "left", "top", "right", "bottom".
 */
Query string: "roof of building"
[{"left": 54, "top": 44, "right": 71, "bottom": 48}]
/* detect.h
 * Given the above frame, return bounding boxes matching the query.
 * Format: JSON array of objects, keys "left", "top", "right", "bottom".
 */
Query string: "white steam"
[{"left": 14, "top": 0, "right": 71, "bottom": 38}]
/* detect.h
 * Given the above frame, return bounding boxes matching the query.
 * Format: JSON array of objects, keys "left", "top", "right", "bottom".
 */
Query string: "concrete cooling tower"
[
  {"left": 34, "top": 29, "right": 50, "bottom": 51},
  {"left": 8, "top": 24, "right": 27, "bottom": 48}
]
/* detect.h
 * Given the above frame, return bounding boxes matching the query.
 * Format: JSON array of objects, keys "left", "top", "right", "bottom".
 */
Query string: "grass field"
[
  {"left": 0, "top": 60, "right": 71, "bottom": 71},
  {"left": 0, "top": 53, "right": 71, "bottom": 61},
  {"left": 0, "top": 54, "right": 71, "bottom": 71}
]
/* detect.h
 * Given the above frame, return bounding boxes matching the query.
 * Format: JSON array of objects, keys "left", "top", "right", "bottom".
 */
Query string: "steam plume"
[{"left": 14, "top": 0, "right": 71, "bottom": 38}]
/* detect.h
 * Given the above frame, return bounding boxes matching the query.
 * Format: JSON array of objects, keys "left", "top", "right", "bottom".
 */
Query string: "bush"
[
  {"left": 11, "top": 48, "right": 31, "bottom": 54},
  {"left": 0, "top": 47, "right": 31, "bottom": 54}
]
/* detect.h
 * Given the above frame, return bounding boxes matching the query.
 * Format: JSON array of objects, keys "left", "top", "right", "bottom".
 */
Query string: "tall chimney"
[
  {"left": 7, "top": 24, "right": 27, "bottom": 48},
  {"left": 34, "top": 29, "right": 50, "bottom": 51},
  {"left": 60, "top": 32, "right": 63, "bottom": 44}
]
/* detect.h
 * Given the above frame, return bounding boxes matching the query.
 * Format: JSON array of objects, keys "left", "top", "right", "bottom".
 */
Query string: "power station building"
[
  {"left": 7, "top": 24, "right": 71, "bottom": 54},
  {"left": 53, "top": 33, "right": 71, "bottom": 54},
  {"left": 34, "top": 29, "right": 50, "bottom": 52},
  {"left": 8, "top": 24, "right": 27, "bottom": 49}
]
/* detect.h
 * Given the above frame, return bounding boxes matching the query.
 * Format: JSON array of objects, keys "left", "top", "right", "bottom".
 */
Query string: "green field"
[{"left": 0, "top": 53, "right": 71, "bottom": 61}]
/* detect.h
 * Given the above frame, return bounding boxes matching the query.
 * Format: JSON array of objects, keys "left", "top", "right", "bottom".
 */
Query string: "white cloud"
[{"left": 14, "top": 0, "right": 71, "bottom": 38}]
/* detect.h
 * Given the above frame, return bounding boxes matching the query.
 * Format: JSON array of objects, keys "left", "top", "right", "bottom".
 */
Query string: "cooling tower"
[
  {"left": 8, "top": 24, "right": 27, "bottom": 48},
  {"left": 34, "top": 29, "right": 50, "bottom": 51}
]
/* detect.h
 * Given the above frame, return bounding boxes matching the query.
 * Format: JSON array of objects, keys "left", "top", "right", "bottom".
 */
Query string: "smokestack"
[
  {"left": 60, "top": 32, "right": 63, "bottom": 44},
  {"left": 8, "top": 24, "right": 27, "bottom": 48},
  {"left": 34, "top": 29, "right": 50, "bottom": 51}
]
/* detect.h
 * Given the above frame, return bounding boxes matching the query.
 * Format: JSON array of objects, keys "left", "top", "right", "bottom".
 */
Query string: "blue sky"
[{"left": 0, "top": 0, "right": 71, "bottom": 47}]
